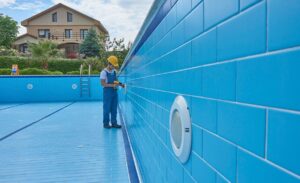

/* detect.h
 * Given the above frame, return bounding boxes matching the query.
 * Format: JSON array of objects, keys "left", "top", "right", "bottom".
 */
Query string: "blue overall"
[{"left": 103, "top": 70, "right": 118, "bottom": 126}]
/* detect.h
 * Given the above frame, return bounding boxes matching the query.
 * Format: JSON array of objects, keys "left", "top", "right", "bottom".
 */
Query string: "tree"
[
  {"left": 100, "top": 37, "right": 131, "bottom": 67},
  {"left": 0, "top": 14, "right": 18, "bottom": 48},
  {"left": 29, "top": 41, "right": 61, "bottom": 69},
  {"left": 83, "top": 57, "right": 105, "bottom": 72},
  {"left": 79, "top": 28, "right": 101, "bottom": 57}
]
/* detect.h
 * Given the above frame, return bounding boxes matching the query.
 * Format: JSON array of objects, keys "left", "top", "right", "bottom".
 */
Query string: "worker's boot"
[
  {"left": 103, "top": 124, "right": 111, "bottom": 129},
  {"left": 111, "top": 124, "right": 122, "bottom": 128}
]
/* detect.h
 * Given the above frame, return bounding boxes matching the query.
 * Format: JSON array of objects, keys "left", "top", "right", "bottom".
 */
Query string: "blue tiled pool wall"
[
  {"left": 119, "top": 0, "right": 300, "bottom": 182},
  {"left": 0, "top": 76, "right": 102, "bottom": 102}
]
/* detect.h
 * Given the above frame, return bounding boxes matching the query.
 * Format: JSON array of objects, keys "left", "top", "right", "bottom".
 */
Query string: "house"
[{"left": 14, "top": 3, "right": 108, "bottom": 58}]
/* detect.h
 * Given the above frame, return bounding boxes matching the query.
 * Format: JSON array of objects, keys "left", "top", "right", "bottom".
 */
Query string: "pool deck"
[{"left": 0, "top": 102, "right": 131, "bottom": 183}]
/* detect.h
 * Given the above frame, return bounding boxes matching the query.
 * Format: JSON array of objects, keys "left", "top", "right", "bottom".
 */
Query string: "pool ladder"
[{"left": 79, "top": 64, "right": 91, "bottom": 97}]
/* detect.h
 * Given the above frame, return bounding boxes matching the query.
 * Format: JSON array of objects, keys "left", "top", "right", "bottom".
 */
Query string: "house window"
[
  {"left": 80, "top": 29, "right": 88, "bottom": 39},
  {"left": 65, "top": 29, "right": 72, "bottom": 38},
  {"left": 38, "top": 29, "right": 50, "bottom": 38},
  {"left": 52, "top": 12, "right": 57, "bottom": 22},
  {"left": 67, "top": 12, "right": 73, "bottom": 22},
  {"left": 19, "top": 43, "right": 28, "bottom": 53}
]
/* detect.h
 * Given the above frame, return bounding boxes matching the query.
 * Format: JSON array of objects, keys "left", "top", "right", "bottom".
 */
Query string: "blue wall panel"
[
  {"left": 191, "top": 28, "right": 217, "bottom": 66},
  {"left": 192, "top": 125, "right": 203, "bottom": 156},
  {"left": 191, "top": 97, "right": 217, "bottom": 132},
  {"left": 175, "top": 42, "right": 192, "bottom": 70},
  {"left": 268, "top": 0, "right": 300, "bottom": 51},
  {"left": 176, "top": 0, "right": 192, "bottom": 22},
  {"left": 240, "top": 0, "right": 261, "bottom": 10},
  {"left": 216, "top": 175, "right": 228, "bottom": 183},
  {"left": 203, "top": 132, "right": 237, "bottom": 182},
  {"left": 184, "top": 3, "right": 204, "bottom": 41},
  {"left": 165, "top": 7, "right": 177, "bottom": 32},
  {"left": 184, "top": 173, "right": 196, "bottom": 183},
  {"left": 119, "top": 0, "right": 300, "bottom": 182},
  {"left": 172, "top": 20, "right": 185, "bottom": 48},
  {"left": 204, "top": 0, "right": 239, "bottom": 29},
  {"left": 191, "top": 153, "right": 216, "bottom": 183},
  {"left": 237, "top": 49, "right": 300, "bottom": 111},
  {"left": 202, "top": 62, "right": 236, "bottom": 100},
  {"left": 217, "top": 102, "right": 266, "bottom": 156},
  {"left": 217, "top": 2, "right": 266, "bottom": 61},
  {"left": 268, "top": 110, "right": 300, "bottom": 175},
  {"left": 192, "top": 0, "right": 203, "bottom": 8},
  {"left": 237, "top": 149, "right": 300, "bottom": 183}
]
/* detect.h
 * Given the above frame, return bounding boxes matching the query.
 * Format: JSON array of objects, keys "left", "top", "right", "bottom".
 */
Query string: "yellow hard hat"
[{"left": 107, "top": 55, "right": 119, "bottom": 67}]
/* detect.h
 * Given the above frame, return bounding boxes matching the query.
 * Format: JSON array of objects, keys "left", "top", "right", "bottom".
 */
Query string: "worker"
[{"left": 100, "top": 55, "right": 124, "bottom": 129}]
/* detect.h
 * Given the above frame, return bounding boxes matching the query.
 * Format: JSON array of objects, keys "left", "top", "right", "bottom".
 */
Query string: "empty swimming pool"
[
  {"left": 0, "top": 102, "right": 132, "bottom": 183},
  {"left": 1, "top": 0, "right": 300, "bottom": 181}
]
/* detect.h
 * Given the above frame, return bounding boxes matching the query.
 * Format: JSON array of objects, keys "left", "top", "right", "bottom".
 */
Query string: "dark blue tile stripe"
[
  {"left": 121, "top": 0, "right": 177, "bottom": 71},
  {"left": 0, "top": 103, "right": 26, "bottom": 111},
  {"left": 118, "top": 106, "right": 140, "bottom": 183},
  {"left": 0, "top": 102, "right": 75, "bottom": 141}
]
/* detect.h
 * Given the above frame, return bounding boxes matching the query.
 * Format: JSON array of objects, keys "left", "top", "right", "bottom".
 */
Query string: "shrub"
[
  {"left": 29, "top": 41, "right": 62, "bottom": 69},
  {"left": 0, "top": 47, "right": 18, "bottom": 56},
  {"left": 83, "top": 57, "right": 105, "bottom": 71},
  {"left": 20, "top": 68, "right": 50, "bottom": 75},
  {"left": 48, "top": 59, "right": 82, "bottom": 73},
  {"left": 66, "top": 71, "right": 80, "bottom": 75},
  {"left": 0, "top": 68, "right": 11, "bottom": 75},
  {"left": 49, "top": 71, "right": 64, "bottom": 75},
  {"left": 92, "top": 70, "right": 100, "bottom": 75}
]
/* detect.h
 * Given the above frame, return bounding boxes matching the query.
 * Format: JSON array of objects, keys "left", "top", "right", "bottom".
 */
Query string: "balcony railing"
[{"left": 40, "top": 32, "right": 87, "bottom": 42}]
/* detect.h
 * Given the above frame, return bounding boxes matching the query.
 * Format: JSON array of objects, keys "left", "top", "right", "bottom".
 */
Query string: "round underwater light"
[
  {"left": 169, "top": 95, "right": 191, "bottom": 163},
  {"left": 72, "top": 84, "right": 78, "bottom": 90},
  {"left": 27, "top": 83, "right": 33, "bottom": 90}
]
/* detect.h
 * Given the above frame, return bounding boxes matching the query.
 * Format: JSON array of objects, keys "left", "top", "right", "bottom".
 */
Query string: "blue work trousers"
[{"left": 103, "top": 88, "right": 118, "bottom": 125}]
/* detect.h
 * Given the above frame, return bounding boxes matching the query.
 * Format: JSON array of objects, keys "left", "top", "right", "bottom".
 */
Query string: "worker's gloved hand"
[
  {"left": 113, "top": 83, "right": 118, "bottom": 89},
  {"left": 113, "top": 81, "right": 125, "bottom": 89}
]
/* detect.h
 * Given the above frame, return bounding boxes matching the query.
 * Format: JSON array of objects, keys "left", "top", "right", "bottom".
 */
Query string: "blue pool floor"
[{"left": 0, "top": 102, "right": 130, "bottom": 183}]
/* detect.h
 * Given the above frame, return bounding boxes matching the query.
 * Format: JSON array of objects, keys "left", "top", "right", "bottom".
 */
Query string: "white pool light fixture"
[
  {"left": 72, "top": 84, "right": 78, "bottom": 90},
  {"left": 27, "top": 83, "right": 33, "bottom": 90},
  {"left": 169, "top": 95, "right": 191, "bottom": 163}
]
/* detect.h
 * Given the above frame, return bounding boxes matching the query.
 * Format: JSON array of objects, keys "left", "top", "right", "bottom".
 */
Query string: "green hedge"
[
  {"left": 66, "top": 71, "right": 80, "bottom": 75},
  {"left": 20, "top": 68, "right": 49, "bottom": 75},
  {"left": 50, "top": 71, "right": 64, "bottom": 75},
  {"left": 0, "top": 56, "right": 84, "bottom": 74},
  {"left": 0, "top": 68, "right": 98, "bottom": 75},
  {"left": 48, "top": 60, "right": 83, "bottom": 73},
  {"left": 20, "top": 68, "right": 64, "bottom": 75},
  {"left": 0, "top": 68, "right": 64, "bottom": 75},
  {"left": 0, "top": 68, "right": 11, "bottom": 75}
]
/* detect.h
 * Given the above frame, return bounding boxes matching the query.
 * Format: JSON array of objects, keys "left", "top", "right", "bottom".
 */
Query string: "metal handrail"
[
  {"left": 88, "top": 64, "right": 91, "bottom": 76},
  {"left": 80, "top": 64, "right": 83, "bottom": 76},
  {"left": 79, "top": 64, "right": 92, "bottom": 76},
  {"left": 79, "top": 64, "right": 92, "bottom": 97}
]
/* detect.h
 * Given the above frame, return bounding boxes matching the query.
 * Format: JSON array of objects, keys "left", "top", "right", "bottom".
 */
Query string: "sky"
[{"left": 0, "top": 0, "right": 154, "bottom": 43}]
